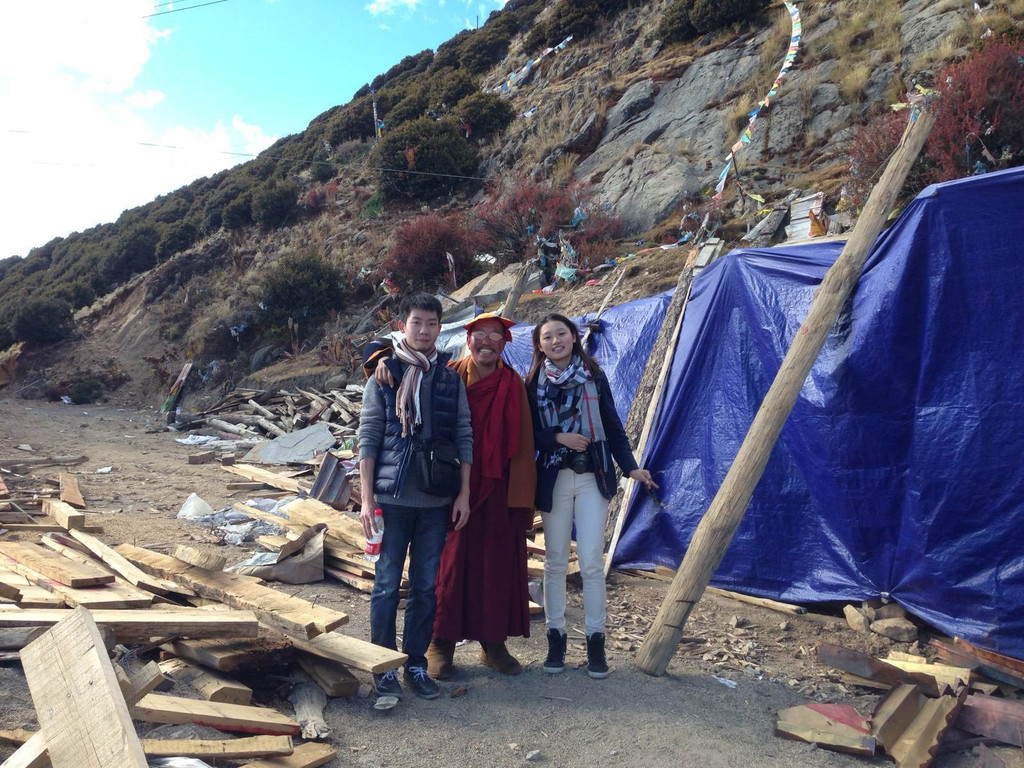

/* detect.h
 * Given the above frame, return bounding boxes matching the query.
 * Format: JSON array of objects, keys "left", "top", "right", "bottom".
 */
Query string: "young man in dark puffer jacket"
[{"left": 358, "top": 293, "right": 473, "bottom": 699}]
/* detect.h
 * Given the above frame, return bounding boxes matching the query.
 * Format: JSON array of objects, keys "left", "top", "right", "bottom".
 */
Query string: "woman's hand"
[
  {"left": 555, "top": 432, "right": 590, "bottom": 452},
  {"left": 629, "top": 468, "right": 658, "bottom": 491}
]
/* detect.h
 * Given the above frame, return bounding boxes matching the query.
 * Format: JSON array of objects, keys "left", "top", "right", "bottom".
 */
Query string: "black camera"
[{"left": 564, "top": 450, "right": 592, "bottom": 474}]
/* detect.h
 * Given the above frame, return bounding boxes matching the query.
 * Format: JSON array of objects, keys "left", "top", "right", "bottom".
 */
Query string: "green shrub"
[
  {"left": 252, "top": 182, "right": 298, "bottom": 228},
  {"left": 373, "top": 118, "right": 479, "bottom": 199},
  {"left": 12, "top": 297, "right": 74, "bottom": 345},
  {"left": 101, "top": 224, "right": 160, "bottom": 283},
  {"left": 655, "top": 0, "right": 697, "bottom": 42},
  {"left": 222, "top": 192, "right": 253, "bottom": 230},
  {"left": 156, "top": 221, "right": 199, "bottom": 262},
  {"left": 70, "top": 378, "right": 103, "bottom": 404},
  {"left": 657, "top": 0, "right": 769, "bottom": 42},
  {"left": 455, "top": 92, "right": 516, "bottom": 138},
  {"left": 258, "top": 250, "right": 345, "bottom": 328}
]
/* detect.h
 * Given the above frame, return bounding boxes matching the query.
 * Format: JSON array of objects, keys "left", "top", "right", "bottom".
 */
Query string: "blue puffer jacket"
[{"left": 374, "top": 352, "right": 460, "bottom": 497}]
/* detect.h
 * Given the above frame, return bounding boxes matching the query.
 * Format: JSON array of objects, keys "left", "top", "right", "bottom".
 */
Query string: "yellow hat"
[{"left": 464, "top": 312, "right": 515, "bottom": 341}]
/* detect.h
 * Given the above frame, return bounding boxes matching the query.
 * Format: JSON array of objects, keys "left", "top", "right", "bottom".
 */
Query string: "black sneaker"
[
  {"left": 403, "top": 665, "right": 441, "bottom": 699},
  {"left": 543, "top": 628, "right": 566, "bottom": 674},
  {"left": 373, "top": 668, "right": 402, "bottom": 698},
  {"left": 586, "top": 632, "right": 609, "bottom": 679}
]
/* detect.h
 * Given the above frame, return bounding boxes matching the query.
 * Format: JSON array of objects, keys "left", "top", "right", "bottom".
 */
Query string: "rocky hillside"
[{"left": 1, "top": 0, "right": 1021, "bottom": 407}]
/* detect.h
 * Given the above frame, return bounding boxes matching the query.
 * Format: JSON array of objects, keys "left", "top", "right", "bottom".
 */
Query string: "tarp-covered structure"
[{"left": 608, "top": 166, "right": 1024, "bottom": 658}]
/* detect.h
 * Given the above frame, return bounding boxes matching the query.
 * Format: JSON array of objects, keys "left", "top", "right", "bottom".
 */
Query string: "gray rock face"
[
  {"left": 605, "top": 79, "right": 656, "bottom": 134},
  {"left": 576, "top": 38, "right": 765, "bottom": 233},
  {"left": 811, "top": 83, "right": 841, "bottom": 111},
  {"left": 901, "top": 0, "right": 965, "bottom": 61}
]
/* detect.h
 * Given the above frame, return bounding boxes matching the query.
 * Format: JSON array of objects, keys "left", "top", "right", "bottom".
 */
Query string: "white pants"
[{"left": 543, "top": 470, "right": 608, "bottom": 636}]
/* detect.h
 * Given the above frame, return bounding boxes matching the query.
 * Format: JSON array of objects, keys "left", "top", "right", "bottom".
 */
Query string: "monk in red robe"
[{"left": 427, "top": 313, "right": 536, "bottom": 677}]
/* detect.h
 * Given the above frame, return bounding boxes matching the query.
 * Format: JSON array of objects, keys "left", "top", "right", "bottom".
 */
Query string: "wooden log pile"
[
  {"left": 191, "top": 385, "right": 365, "bottom": 446},
  {"left": 778, "top": 640, "right": 1024, "bottom": 767},
  {"left": 0, "top": 495, "right": 405, "bottom": 767}
]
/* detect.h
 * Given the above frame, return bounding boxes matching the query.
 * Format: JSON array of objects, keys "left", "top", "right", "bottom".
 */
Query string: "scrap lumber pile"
[
  {"left": 222, "top": 463, "right": 550, "bottom": 613},
  {"left": 773, "top": 639, "right": 1024, "bottom": 767},
  {"left": 0, "top": 507, "right": 407, "bottom": 766},
  {"left": 0, "top": 455, "right": 95, "bottom": 532},
  {"left": 190, "top": 386, "right": 365, "bottom": 445}
]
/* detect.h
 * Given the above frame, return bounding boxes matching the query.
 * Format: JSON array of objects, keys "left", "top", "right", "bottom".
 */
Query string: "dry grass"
[
  {"left": 840, "top": 63, "right": 873, "bottom": 104},
  {"left": 727, "top": 93, "right": 755, "bottom": 135},
  {"left": 549, "top": 153, "right": 578, "bottom": 187}
]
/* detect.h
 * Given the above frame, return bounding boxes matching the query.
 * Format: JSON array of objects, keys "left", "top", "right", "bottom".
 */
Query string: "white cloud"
[
  {"left": 365, "top": 0, "right": 420, "bottom": 15},
  {"left": 0, "top": 0, "right": 276, "bottom": 257},
  {"left": 379, "top": 22, "right": 391, "bottom": 30},
  {"left": 438, "top": 0, "right": 446, "bottom": 6},
  {"left": 125, "top": 89, "right": 166, "bottom": 108}
]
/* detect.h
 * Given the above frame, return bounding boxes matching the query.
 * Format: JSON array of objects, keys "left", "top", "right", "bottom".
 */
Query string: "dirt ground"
[{"left": 0, "top": 398, "right": 1017, "bottom": 767}]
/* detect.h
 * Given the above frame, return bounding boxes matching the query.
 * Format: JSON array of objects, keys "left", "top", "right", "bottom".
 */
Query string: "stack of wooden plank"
[
  {"left": 792, "top": 640, "right": 1024, "bottom": 766},
  {"left": 0, "top": 501, "right": 408, "bottom": 766},
  {"left": 0, "top": 606, "right": 340, "bottom": 767},
  {"left": 192, "top": 386, "right": 364, "bottom": 445}
]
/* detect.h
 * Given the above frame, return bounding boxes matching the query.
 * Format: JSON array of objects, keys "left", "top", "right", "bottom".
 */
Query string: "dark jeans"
[{"left": 369, "top": 503, "right": 449, "bottom": 669}]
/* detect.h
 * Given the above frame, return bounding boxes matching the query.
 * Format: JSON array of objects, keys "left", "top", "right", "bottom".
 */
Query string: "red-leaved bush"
[
  {"left": 928, "top": 39, "right": 1024, "bottom": 182},
  {"left": 847, "top": 39, "right": 1024, "bottom": 209},
  {"left": 383, "top": 212, "right": 484, "bottom": 291},
  {"left": 473, "top": 176, "right": 578, "bottom": 266}
]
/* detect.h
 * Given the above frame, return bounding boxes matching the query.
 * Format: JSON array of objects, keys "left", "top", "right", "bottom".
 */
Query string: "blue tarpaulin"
[
  {"left": 503, "top": 293, "right": 671, "bottom": 422},
  {"left": 613, "top": 166, "right": 1024, "bottom": 658}
]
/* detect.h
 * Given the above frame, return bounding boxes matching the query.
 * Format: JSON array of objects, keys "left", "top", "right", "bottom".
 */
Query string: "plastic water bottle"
[{"left": 364, "top": 508, "right": 384, "bottom": 562}]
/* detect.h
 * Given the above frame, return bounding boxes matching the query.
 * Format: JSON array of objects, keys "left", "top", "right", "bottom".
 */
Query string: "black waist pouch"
[{"left": 413, "top": 436, "right": 462, "bottom": 497}]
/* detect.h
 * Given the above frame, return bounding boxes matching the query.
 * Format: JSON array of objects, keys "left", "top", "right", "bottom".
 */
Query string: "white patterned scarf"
[{"left": 394, "top": 337, "right": 437, "bottom": 437}]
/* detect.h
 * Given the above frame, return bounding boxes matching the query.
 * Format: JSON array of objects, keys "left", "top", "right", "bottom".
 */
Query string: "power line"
[
  {"left": 143, "top": 0, "right": 228, "bottom": 18},
  {"left": 6, "top": 129, "right": 490, "bottom": 181}
]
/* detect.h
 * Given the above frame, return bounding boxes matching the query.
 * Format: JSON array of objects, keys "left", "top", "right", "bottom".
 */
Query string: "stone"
[
  {"left": 526, "top": 750, "right": 542, "bottom": 762},
  {"left": 810, "top": 83, "right": 841, "bottom": 111},
  {"left": 843, "top": 604, "right": 871, "bottom": 634},
  {"left": 873, "top": 602, "right": 906, "bottom": 621},
  {"left": 870, "top": 617, "right": 918, "bottom": 643}
]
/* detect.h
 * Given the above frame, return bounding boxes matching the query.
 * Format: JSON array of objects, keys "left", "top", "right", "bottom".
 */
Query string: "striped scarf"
[
  {"left": 394, "top": 337, "right": 437, "bottom": 437},
  {"left": 536, "top": 355, "right": 605, "bottom": 468}
]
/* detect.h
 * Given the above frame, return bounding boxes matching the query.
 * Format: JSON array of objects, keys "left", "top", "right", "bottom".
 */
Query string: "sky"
[{"left": 0, "top": 0, "right": 506, "bottom": 259}]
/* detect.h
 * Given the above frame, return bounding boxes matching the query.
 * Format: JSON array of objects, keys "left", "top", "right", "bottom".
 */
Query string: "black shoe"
[
  {"left": 586, "top": 632, "right": 609, "bottom": 679},
  {"left": 373, "top": 668, "right": 403, "bottom": 698},
  {"left": 543, "top": 628, "right": 566, "bottom": 674},
  {"left": 404, "top": 665, "right": 441, "bottom": 699}
]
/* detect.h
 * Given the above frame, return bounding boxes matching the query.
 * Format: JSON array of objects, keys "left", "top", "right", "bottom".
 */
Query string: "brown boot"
[
  {"left": 480, "top": 641, "right": 523, "bottom": 675},
  {"left": 426, "top": 639, "right": 456, "bottom": 680}
]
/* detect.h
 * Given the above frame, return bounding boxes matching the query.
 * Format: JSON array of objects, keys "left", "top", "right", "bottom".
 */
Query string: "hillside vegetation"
[{"left": 0, "top": 0, "right": 1022, "bottom": 405}]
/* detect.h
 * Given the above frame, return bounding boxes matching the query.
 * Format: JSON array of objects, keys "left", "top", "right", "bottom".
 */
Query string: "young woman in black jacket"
[{"left": 526, "top": 314, "right": 657, "bottom": 679}]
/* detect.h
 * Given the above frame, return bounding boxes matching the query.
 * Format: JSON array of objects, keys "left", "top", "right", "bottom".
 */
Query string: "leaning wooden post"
[
  {"left": 605, "top": 258, "right": 696, "bottom": 575},
  {"left": 635, "top": 106, "right": 935, "bottom": 676}
]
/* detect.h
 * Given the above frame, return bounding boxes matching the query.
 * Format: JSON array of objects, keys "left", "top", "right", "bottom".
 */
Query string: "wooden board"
[
  {"left": 14, "top": 569, "right": 154, "bottom": 610},
  {"left": 116, "top": 543, "right": 346, "bottom": 639},
  {"left": 20, "top": 606, "right": 148, "bottom": 767},
  {"left": 957, "top": 693, "right": 1024, "bottom": 747},
  {"left": 280, "top": 498, "right": 365, "bottom": 549},
  {"left": 41, "top": 497, "right": 86, "bottom": 530},
  {"left": 0, "top": 731, "right": 294, "bottom": 760},
  {"left": 0, "top": 541, "right": 114, "bottom": 587},
  {"left": 159, "top": 657, "right": 253, "bottom": 705},
  {"left": 132, "top": 693, "right": 300, "bottom": 736},
  {"left": 297, "top": 651, "right": 360, "bottom": 697},
  {"left": 954, "top": 638, "right": 1024, "bottom": 676},
  {"left": 239, "top": 742, "right": 337, "bottom": 768},
  {"left": 68, "top": 529, "right": 188, "bottom": 597},
  {"left": 223, "top": 464, "right": 307, "bottom": 493},
  {"left": 0, "top": 608, "right": 258, "bottom": 641},
  {"left": 161, "top": 622, "right": 295, "bottom": 673},
  {"left": 143, "top": 735, "right": 294, "bottom": 759},
  {"left": 287, "top": 626, "right": 407, "bottom": 675},
  {"left": 0, "top": 567, "right": 63, "bottom": 608},
  {"left": 58, "top": 472, "right": 85, "bottom": 508},
  {"left": 0, "top": 731, "right": 48, "bottom": 768}
]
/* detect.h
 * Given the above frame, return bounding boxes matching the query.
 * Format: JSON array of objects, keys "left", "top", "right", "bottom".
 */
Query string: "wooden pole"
[
  {"left": 604, "top": 262, "right": 695, "bottom": 575},
  {"left": 635, "top": 106, "right": 935, "bottom": 676}
]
